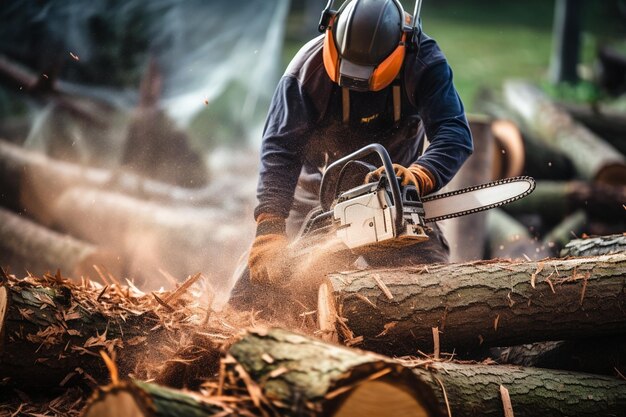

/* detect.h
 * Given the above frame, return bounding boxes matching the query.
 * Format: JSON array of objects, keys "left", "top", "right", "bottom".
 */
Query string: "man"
[{"left": 248, "top": 0, "right": 473, "bottom": 285}]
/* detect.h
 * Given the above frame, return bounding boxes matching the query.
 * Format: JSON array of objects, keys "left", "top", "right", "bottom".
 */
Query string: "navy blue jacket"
[{"left": 255, "top": 34, "right": 473, "bottom": 220}]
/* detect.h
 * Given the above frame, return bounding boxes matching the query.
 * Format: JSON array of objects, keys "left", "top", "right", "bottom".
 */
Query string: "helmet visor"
[{"left": 338, "top": 59, "right": 375, "bottom": 92}]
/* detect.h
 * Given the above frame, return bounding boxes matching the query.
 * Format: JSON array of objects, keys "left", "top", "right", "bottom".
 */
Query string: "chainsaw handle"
[{"left": 320, "top": 143, "right": 404, "bottom": 233}]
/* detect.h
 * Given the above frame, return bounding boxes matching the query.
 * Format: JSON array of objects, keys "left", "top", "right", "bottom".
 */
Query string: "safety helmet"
[{"left": 320, "top": 0, "right": 415, "bottom": 92}]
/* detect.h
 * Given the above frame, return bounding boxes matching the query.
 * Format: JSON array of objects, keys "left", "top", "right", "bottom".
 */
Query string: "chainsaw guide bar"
[{"left": 421, "top": 176, "right": 536, "bottom": 222}]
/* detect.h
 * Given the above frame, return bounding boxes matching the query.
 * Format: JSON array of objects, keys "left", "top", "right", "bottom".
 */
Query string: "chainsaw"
[
  {"left": 289, "top": 143, "right": 535, "bottom": 256},
  {"left": 228, "top": 143, "right": 534, "bottom": 308}
]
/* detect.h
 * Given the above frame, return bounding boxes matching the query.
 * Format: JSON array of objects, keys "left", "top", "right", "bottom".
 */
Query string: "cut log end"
[
  {"left": 334, "top": 378, "right": 431, "bottom": 417},
  {"left": 594, "top": 163, "right": 626, "bottom": 186},
  {"left": 318, "top": 281, "right": 338, "bottom": 342},
  {"left": 83, "top": 389, "right": 150, "bottom": 417}
]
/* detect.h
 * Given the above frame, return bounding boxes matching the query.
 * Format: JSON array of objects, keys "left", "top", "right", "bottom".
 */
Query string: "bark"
[
  {"left": 492, "top": 336, "right": 626, "bottom": 377},
  {"left": 561, "top": 234, "right": 626, "bottom": 258},
  {"left": 231, "top": 328, "right": 626, "bottom": 417},
  {"left": 320, "top": 253, "right": 626, "bottom": 356},
  {"left": 503, "top": 81, "right": 626, "bottom": 184},
  {"left": 0, "top": 274, "right": 169, "bottom": 389},
  {"left": 411, "top": 361, "right": 626, "bottom": 417},
  {"left": 82, "top": 380, "right": 225, "bottom": 417},
  {"left": 50, "top": 186, "right": 252, "bottom": 290},
  {"left": 440, "top": 116, "right": 494, "bottom": 262},
  {"left": 0, "top": 207, "right": 123, "bottom": 278},
  {"left": 503, "top": 180, "right": 626, "bottom": 221}
]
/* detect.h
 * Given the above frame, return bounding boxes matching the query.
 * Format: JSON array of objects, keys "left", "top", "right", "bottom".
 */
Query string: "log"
[
  {"left": 0, "top": 140, "right": 253, "bottom": 219},
  {"left": 229, "top": 327, "right": 443, "bottom": 417},
  {"left": 231, "top": 328, "right": 626, "bottom": 417},
  {"left": 0, "top": 273, "right": 170, "bottom": 389},
  {"left": 560, "top": 101, "right": 626, "bottom": 155},
  {"left": 50, "top": 186, "right": 252, "bottom": 290},
  {"left": 319, "top": 253, "right": 626, "bottom": 355},
  {"left": 492, "top": 336, "right": 626, "bottom": 377},
  {"left": 486, "top": 208, "right": 547, "bottom": 260},
  {"left": 503, "top": 80, "right": 626, "bottom": 184},
  {"left": 540, "top": 209, "right": 588, "bottom": 254},
  {"left": 82, "top": 380, "right": 226, "bottom": 417},
  {"left": 474, "top": 88, "right": 576, "bottom": 180},
  {"left": 0, "top": 207, "right": 122, "bottom": 278},
  {"left": 503, "top": 180, "right": 626, "bottom": 221},
  {"left": 560, "top": 234, "right": 626, "bottom": 257}
]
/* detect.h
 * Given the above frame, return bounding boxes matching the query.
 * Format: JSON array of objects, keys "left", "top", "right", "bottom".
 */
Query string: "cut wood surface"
[
  {"left": 561, "top": 234, "right": 626, "bottom": 257},
  {"left": 82, "top": 380, "right": 226, "bottom": 417},
  {"left": 0, "top": 207, "right": 122, "bottom": 278},
  {"left": 320, "top": 253, "right": 626, "bottom": 355},
  {"left": 0, "top": 273, "right": 171, "bottom": 389},
  {"left": 231, "top": 328, "right": 626, "bottom": 417},
  {"left": 503, "top": 81, "right": 626, "bottom": 184}
]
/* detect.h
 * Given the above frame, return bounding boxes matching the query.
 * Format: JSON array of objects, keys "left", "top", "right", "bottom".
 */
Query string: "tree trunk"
[
  {"left": 503, "top": 81, "right": 626, "bottom": 184},
  {"left": 561, "top": 234, "right": 626, "bottom": 257},
  {"left": 0, "top": 207, "right": 123, "bottom": 278},
  {"left": 0, "top": 140, "right": 242, "bottom": 221},
  {"left": 0, "top": 274, "right": 169, "bottom": 389},
  {"left": 319, "top": 253, "right": 626, "bottom": 356},
  {"left": 228, "top": 328, "right": 444, "bottom": 417},
  {"left": 486, "top": 208, "right": 547, "bottom": 260},
  {"left": 410, "top": 361, "right": 626, "bottom": 417},
  {"left": 560, "top": 102, "right": 626, "bottom": 155},
  {"left": 491, "top": 336, "right": 626, "bottom": 377},
  {"left": 230, "top": 328, "right": 626, "bottom": 417},
  {"left": 440, "top": 116, "right": 494, "bottom": 262},
  {"left": 50, "top": 186, "right": 252, "bottom": 291},
  {"left": 503, "top": 180, "right": 626, "bottom": 221},
  {"left": 82, "top": 380, "right": 226, "bottom": 417}
]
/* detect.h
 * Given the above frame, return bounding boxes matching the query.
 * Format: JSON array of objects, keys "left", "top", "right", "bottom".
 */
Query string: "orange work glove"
[
  {"left": 365, "top": 163, "right": 436, "bottom": 195},
  {"left": 247, "top": 214, "right": 289, "bottom": 285}
]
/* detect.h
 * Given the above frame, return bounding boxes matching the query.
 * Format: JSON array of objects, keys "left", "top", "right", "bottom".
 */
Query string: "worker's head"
[{"left": 321, "top": 0, "right": 413, "bottom": 92}]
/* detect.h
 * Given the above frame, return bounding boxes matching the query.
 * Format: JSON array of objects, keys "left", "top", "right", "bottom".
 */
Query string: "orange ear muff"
[
  {"left": 323, "top": 26, "right": 340, "bottom": 83},
  {"left": 369, "top": 33, "right": 406, "bottom": 91}
]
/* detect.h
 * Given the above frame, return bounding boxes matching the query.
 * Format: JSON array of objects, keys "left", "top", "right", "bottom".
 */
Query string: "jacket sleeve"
[
  {"left": 254, "top": 75, "right": 316, "bottom": 220},
  {"left": 413, "top": 61, "right": 473, "bottom": 191}
]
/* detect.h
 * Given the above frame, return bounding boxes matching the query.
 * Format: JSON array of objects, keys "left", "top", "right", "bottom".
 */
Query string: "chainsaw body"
[
  {"left": 292, "top": 143, "right": 430, "bottom": 254},
  {"left": 333, "top": 180, "right": 429, "bottom": 250}
]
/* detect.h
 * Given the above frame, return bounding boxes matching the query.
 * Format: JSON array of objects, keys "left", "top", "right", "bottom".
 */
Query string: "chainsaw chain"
[{"left": 422, "top": 176, "right": 536, "bottom": 223}]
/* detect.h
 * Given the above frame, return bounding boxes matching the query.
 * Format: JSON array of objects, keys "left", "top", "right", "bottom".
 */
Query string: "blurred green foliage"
[{"left": 285, "top": 0, "right": 626, "bottom": 110}]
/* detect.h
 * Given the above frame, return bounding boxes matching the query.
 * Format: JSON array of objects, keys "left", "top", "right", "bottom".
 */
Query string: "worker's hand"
[
  {"left": 365, "top": 163, "right": 436, "bottom": 195},
  {"left": 247, "top": 214, "right": 289, "bottom": 285}
]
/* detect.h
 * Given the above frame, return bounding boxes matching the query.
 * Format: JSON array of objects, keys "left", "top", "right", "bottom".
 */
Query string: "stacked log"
[
  {"left": 82, "top": 328, "right": 626, "bottom": 417},
  {"left": 318, "top": 253, "right": 626, "bottom": 355}
]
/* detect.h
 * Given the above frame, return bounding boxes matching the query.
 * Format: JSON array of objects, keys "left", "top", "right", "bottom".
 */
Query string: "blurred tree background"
[{"left": 286, "top": 0, "right": 626, "bottom": 111}]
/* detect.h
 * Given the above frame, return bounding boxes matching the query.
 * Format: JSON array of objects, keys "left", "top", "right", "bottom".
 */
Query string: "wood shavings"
[
  {"left": 500, "top": 385, "right": 515, "bottom": 417},
  {"left": 435, "top": 376, "right": 452, "bottom": 417},
  {"left": 494, "top": 314, "right": 500, "bottom": 332},
  {"left": 373, "top": 274, "right": 393, "bottom": 300},
  {"left": 432, "top": 327, "right": 440, "bottom": 360},
  {"left": 530, "top": 262, "right": 544, "bottom": 288}
]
